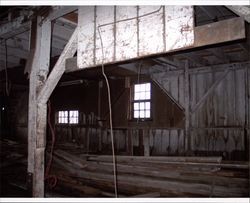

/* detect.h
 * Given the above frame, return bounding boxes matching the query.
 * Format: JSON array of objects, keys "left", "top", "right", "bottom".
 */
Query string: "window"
[
  {"left": 69, "top": 110, "right": 79, "bottom": 124},
  {"left": 58, "top": 110, "right": 79, "bottom": 124},
  {"left": 132, "top": 83, "right": 151, "bottom": 119},
  {"left": 58, "top": 111, "right": 68, "bottom": 124}
]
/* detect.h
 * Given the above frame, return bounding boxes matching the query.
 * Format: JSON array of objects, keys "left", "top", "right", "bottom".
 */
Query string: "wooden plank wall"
[
  {"left": 152, "top": 64, "right": 249, "bottom": 159},
  {"left": 54, "top": 125, "right": 185, "bottom": 156},
  {"left": 54, "top": 63, "right": 249, "bottom": 160}
]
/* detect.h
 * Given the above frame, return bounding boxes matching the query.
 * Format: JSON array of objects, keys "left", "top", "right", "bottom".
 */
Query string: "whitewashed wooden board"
[{"left": 78, "top": 6, "right": 194, "bottom": 69}]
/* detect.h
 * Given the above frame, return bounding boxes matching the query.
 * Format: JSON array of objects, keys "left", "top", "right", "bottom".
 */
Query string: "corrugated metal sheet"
[{"left": 78, "top": 6, "right": 194, "bottom": 69}]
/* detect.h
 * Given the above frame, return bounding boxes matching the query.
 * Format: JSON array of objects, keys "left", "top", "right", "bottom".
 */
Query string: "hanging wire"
[
  {"left": 92, "top": 6, "right": 164, "bottom": 197},
  {"left": 4, "top": 39, "right": 9, "bottom": 96},
  {"left": 136, "top": 61, "right": 143, "bottom": 124},
  {"left": 97, "top": 26, "right": 118, "bottom": 197}
]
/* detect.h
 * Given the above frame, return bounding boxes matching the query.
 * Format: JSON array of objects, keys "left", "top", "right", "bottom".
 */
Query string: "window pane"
[
  {"left": 134, "top": 92, "right": 140, "bottom": 100},
  {"left": 140, "top": 110, "right": 145, "bottom": 118},
  {"left": 134, "top": 103, "right": 139, "bottom": 110},
  {"left": 145, "top": 102, "right": 150, "bottom": 110},
  {"left": 140, "top": 84, "right": 146, "bottom": 92},
  {"left": 145, "top": 83, "right": 151, "bottom": 91},
  {"left": 134, "top": 84, "right": 140, "bottom": 93},
  {"left": 69, "top": 110, "right": 79, "bottom": 124},
  {"left": 145, "top": 91, "right": 150, "bottom": 99},
  {"left": 140, "top": 92, "right": 145, "bottom": 100},
  {"left": 145, "top": 110, "right": 150, "bottom": 118},
  {"left": 139, "top": 102, "right": 144, "bottom": 110},
  {"left": 134, "top": 110, "right": 139, "bottom": 118}
]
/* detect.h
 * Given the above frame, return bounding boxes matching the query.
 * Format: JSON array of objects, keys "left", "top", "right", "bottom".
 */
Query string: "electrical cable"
[
  {"left": 45, "top": 100, "right": 58, "bottom": 189},
  {"left": 97, "top": 26, "right": 118, "bottom": 198},
  {"left": 96, "top": 6, "right": 164, "bottom": 197},
  {"left": 98, "top": 6, "right": 163, "bottom": 29},
  {"left": 4, "top": 39, "right": 9, "bottom": 96},
  {"left": 136, "top": 61, "right": 142, "bottom": 123}
]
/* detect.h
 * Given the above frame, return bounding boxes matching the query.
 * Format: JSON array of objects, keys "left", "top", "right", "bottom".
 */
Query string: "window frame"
[
  {"left": 57, "top": 110, "right": 79, "bottom": 125},
  {"left": 131, "top": 82, "right": 152, "bottom": 121}
]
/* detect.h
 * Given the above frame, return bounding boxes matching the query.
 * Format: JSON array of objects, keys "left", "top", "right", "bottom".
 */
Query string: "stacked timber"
[{"left": 50, "top": 150, "right": 249, "bottom": 197}]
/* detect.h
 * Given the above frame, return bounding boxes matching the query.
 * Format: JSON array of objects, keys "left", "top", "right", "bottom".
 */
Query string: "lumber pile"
[{"left": 50, "top": 149, "right": 249, "bottom": 197}]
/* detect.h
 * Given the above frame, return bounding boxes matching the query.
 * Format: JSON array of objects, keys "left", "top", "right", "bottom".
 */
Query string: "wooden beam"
[
  {"left": 226, "top": 6, "right": 250, "bottom": 23},
  {"left": 34, "top": 19, "right": 51, "bottom": 197},
  {"left": 24, "top": 19, "right": 37, "bottom": 75},
  {"left": 37, "top": 26, "right": 78, "bottom": 104},
  {"left": 0, "top": 45, "right": 29, "bottom": 59},
  {"left": 0, "top": 16, "right": 30, "bottom": 39},
  {"left": 27, "top": 17, "right": 51, "bottom": 197},
  {"left": 194, "top": 17, "right": 245, "bottom": 47},
  {"left": 151, "top": 75, "right": 185, "bottom": 111},
  {"left": 152, "top": 62, "right": 249, "bottom": 77},
  {"left": 198, "top": 6, "right": 219, "bottom": 22},
  {"left": 184, "top": 60, "right": 191, "bottom": 152},
  {"left": 207, "top": 47, "right": 230, "bottom": 64},
  {"left": 28, "top": 18, "right": 40, "bottom": 177},
  {"left": 47, "top": 6, "right": 78, "bottom": 21},
  {"left": 191, "top": 68, "right": 230, "bottom": 114},
  {"left": 182, "top": 52, "right": 209, "bottom": 67}
]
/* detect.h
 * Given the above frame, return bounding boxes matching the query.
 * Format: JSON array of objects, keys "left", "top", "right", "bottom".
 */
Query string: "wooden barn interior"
[{"left": 0, "top": 5, "right": 249, "bottom": 198}]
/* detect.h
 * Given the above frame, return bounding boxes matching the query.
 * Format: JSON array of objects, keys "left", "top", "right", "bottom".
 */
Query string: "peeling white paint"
[{"left": 78, "top": 6, "right": 194, "bottom": 69}]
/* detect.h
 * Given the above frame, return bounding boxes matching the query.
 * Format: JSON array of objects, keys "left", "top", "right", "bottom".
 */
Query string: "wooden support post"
[
  {"left": 27, "top": 17, "right": 51, "bottom": 197},
  {"left": 143, "top": 129, "right": 150, "bottom": 157},
  {"left": 27, "top": 18, "right": 39, "bottom": 180},
  {"left": 37, "top": 26, "right": 78, "bottom": 104},
  {"left": 184, "top": 60, "right": 191, "bottom": 152},
  {"left": 27, "top": 9, "right": 78, "bottom": 197}
]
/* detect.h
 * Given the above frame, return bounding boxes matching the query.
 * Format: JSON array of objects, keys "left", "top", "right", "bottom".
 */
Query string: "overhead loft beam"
[
  {"left": 198, "top": 6, "right": 220, "bottom": 22},
  {"left": 194, "top": 17, "right": 245, "bottom": 47},
  {"left": 206, "top": 47, "right": 230, "bottom": 63},
  {"left": 0, "top": 45, "right": 29, "bottom": 59},
  {"left": 37, "top": 26, "right": 78, "bottom": 104},
  {"left": 66, "top": 17, "right": 245, "bottom": 73},
  {"left": 181, "top": 52, "right": 209, "bottom": 67},
  {"left": 47, "top": 6, "right": 78, "bottom": 21},
  {"left": 152, "top": 62, "right": 249, "bottom": 79},
  {"left": 0, "top": 16, "right": 31, "bottom": 39},
  {"left": 226, "top": 6, "right": 250, "bottom": 23}
]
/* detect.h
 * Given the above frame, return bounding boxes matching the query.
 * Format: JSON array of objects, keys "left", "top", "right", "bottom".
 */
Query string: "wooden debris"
[{"left": 50, "top": 149, "right": 249, "bottom": 197}]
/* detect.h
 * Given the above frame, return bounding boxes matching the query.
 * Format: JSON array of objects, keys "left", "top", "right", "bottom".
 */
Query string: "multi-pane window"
[
  {"left": 69, "top": 110, "right": 79, "bottom": 124},
  {"left": 133, "top": 83, "right": 151, "bottom": 119},
  {"left": 58, "top": 110, "right": 79, "bottom": 124},
  {"left": 58, "top": 111, "right": 68, "bottom": 124}
]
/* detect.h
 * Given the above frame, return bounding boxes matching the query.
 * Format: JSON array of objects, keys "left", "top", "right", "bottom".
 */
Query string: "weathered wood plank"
[
  {"left": 194, "top": 17, "right": 245, "bottom": 47},
  {"left": 37, "top": 26, "right": 78, "bottom": 104},
  {"left": 191, "top": 69, "right": 230, "bottom": 114},
  {"left": 143, "top": 129, "right": 150, "bottom": 156},
  {"left": 184, "top": 60, "right": 190, "bottom": 151}
]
